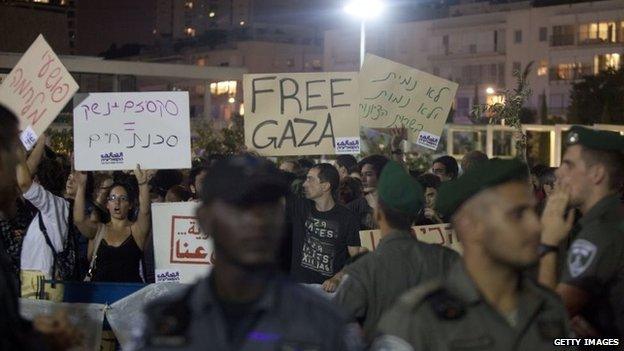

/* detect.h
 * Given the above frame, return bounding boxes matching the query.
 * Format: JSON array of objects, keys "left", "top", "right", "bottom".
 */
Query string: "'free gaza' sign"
[{"left": 243, "top": 72, "right": 360, "bottom": 156}]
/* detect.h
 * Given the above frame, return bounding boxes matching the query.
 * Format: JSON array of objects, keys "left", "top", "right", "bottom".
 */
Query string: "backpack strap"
[{"left": 37, "top": 212, "right": 59, "bottom": 280}]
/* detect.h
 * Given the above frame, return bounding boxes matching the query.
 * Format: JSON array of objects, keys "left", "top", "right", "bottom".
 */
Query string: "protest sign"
[
  {"left": 0, "top": 35, "right": 79, "bottom": 150},
  {"left": 359, "top": 54, "right": 458, "bottom": 150},
  {"left": 73, "top": 91, "right": 191, "bottom": 171},
  {"left": 359, "top": 223, "right": 462, "bottom": 254},
  {"left": 243, "top": 72, "right": 360, "bottom": 156},
  {"left": 152, "top": 202, "right": 214, "bottom": 284}
]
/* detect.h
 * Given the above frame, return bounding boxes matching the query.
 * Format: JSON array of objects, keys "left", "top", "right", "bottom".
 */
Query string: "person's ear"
[{"left": 589, "top": 163, "right": 607, "bottom": 186}]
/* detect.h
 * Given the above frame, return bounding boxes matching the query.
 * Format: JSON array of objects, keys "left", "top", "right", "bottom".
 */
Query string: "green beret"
[
  {"left": 567, "top": 126, "right": 624, "bottom": 152},
  {"left": 435, "top": 158, "right": 527, "bottom": 218},
  {"left": 377, "top": 160, "right": 424, "bottom": 215}
]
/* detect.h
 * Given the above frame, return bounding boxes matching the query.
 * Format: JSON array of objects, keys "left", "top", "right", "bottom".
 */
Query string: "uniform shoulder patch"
[
  {"left": 427, "top": 289, "right": 465, "bottom": 320},
  {"left": 568, "top": 239, "right": 598, "bottom": 278}
]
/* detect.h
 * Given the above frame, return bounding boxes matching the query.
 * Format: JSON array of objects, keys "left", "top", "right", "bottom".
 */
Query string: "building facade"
[{"left": 324, "top": 0, "right": 624, "bottom": 122}]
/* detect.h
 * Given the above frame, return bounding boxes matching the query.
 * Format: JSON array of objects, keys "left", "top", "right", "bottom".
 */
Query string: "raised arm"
[
  {"left": 16, "top": 146, "right": 33, "bottom": 193},
  {"left": 26, "top": 135, "right": 46, "bottom": 175},
  {"left": 133, "top": 164, "right": 151, "bottom": 248},
  {"left": 73, "top": 171, "right": 98, "bottom": 239}
]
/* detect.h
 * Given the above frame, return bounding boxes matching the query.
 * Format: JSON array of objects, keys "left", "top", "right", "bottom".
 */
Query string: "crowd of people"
[{"left": 1, "top": 101, "right": 624, "bottom": 350}]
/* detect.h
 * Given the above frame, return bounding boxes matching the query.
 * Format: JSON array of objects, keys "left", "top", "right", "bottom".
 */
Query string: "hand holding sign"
[{"left": 134, "top": 164, "right": 148, "bottom": 185}]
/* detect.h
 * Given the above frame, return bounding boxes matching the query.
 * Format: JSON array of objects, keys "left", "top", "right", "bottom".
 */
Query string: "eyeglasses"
[{"left": 107, "top": 194, "right": 129, "bottom": 202}]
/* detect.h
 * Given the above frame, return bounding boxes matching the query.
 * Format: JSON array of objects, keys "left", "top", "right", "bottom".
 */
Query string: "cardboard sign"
[
  {"left": 0, "top": 35, "right": 79, "bottom": 150},
  {"left": 243, "top": 72, "right": 360, "bottom": 156},
  {"left": 359, "top": 54, "right": 458, "bottom": 150},
  {"left": 359, "top": 223, "right": 462, "bottom": 254},
  {"left": 73, "top": 92, "right": 191, "bottom": 171},
  {"left": 152, "top": 202, "right": 214, "bottom": 284}
]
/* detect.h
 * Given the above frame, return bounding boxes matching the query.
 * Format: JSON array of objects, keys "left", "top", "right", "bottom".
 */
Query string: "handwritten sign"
[
  {"left": 359, "top": 223, "right": 463, "bottom": 254},
  {"left": 152, "top": 202, "right": 214, "bottom": 284},
  {"left": 73, "top": 92, "right": 191, "bottom": 171},
  {"left": 243, "top": 72, "right": 360, "bottom": 156},
  {"left": 0, "top": 35, "right": 78, "bottom": 150},
  {"left": 359, "top": 54, "right": 458, "bottom": 150}
]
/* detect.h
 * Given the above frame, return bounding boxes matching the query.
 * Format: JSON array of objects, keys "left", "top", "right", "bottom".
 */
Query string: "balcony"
[
  {"left": 550, "top": 34, "right": 574, "bottom": 47},
  {"left": 548, "top": 65, "right": 592, "bottom": 82}
]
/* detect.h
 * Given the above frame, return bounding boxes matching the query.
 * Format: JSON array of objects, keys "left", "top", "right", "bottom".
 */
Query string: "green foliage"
[
  {"left": 568, "top": 68, "right": 624, "bottom": 125},
  {"left": 48, "top": 129, "right": 73, "bottom": 156},
  {"left": 471, "top": 61, "right": 534, "bottom": 163},
  {"left": 192, "top": 118, "right": 245, "bottom": 158}
]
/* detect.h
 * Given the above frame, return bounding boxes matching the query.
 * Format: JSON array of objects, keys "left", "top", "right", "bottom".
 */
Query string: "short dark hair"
[
  {"left": 0, "top": 105, "right": 18, "bottom": 152},
  {"left": 150, "top": 169, "right": 184, "bottom": 197},
  {"left": 312, "top": 163, "right": 340, "bottom": 194},
  {"left": 433, "top": 156, "right": 459, "bottom": 180},
  {"left": 297, "top": 158, "right": 315, "bottom": 171},
  {"left": 538, "top": 167, "right": 556, "bottom": 188},
  {"left": 36, "top": 157, "right": 70, "bottom": 197},
  {"left": 461, "top": 151, "right": 488, "bottom": 173},
  {"left": 581, "top": 147, "right": 624, "bottom": 190},
  {"left": 378, "top": 197, "right": 415, "bottom": 230},
  {"left": 338, "top": 176, "right": 363, "bottom": 205},
  {"left": 358, "top": 155, "right": 389, "bottom": 178},
  {"left": 336, "top": 155, "right": 358, "bottom": 174},
  {"left": 417, "top": 173, "right": 442, "bottom": 190}
]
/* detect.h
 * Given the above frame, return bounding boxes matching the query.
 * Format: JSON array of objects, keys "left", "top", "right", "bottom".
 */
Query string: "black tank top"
[{"left": 92, "top": 233, "right": 143, "bottom": 283}]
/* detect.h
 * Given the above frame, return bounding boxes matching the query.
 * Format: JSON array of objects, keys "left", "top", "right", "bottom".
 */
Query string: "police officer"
[
  {"left": 372, "top": 159, "right": 570, "bottom": 351},
  {"left": 140, "top": 155, "right": 360, "bottom": 351},
  {"left": 333, "top": 161, "right": 458, "bottom": 343},
  {"left": 538, "top": 125, "right": 624, "bottom": 337}
]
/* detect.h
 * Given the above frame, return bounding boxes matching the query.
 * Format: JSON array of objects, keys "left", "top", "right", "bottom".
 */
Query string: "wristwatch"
[{"left": 538, "top": 243, "right": 559, "bottom": 257}]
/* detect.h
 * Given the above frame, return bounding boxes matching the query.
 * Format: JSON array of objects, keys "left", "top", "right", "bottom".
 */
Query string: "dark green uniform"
[
  {"left": 561, "top": 194, "right": 624, "bottom": 337},
  {"left": 334, "top": 230, "right": 459, "bottom": 342},
  {"left": 373, "top": 263, "right": 570, "bottom": 351}
]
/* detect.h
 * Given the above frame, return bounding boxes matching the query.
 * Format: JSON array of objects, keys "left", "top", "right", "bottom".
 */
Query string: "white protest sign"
[
  {"left": 243, "top": 72, "right": 360, "bottom": 156},
  {"left": 0, "top": 35, "right": 79, "bottom": 150},
  {"left": 152, "top": 202, "right": 214, "bottom": 284},
  {"left": 359, "top": 223, "right": 462, "bottom": 254},
  {"left": 73, "top": 91, "right": 191, "bottom": 171},
  {"left": 359, "top": 54, "right": 458, "bottom": 150}
]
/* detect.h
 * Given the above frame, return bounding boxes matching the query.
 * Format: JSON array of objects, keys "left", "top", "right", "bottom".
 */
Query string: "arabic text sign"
[
  {"left": 73, "top": 92, "right": 191, "bottom": 171},
  {"left": 0, "top": 35, "right": 78, "bottom": 150},
  {"left": 359, "top": 54, "right": 458, "bottom": 150},
  {"left": 152, "top": 202, "right": 214, "bottom": 284},
  {"left": 243, "top": 72, "right": 360, "bottom": 156},
  {"left": 359, "top": 223, "right": 462, "bottom": 254}
]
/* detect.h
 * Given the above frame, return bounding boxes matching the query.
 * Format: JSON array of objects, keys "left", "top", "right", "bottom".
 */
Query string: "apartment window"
[
  {"left": 594, "top": 53, "right": 620, "bottom": 74},
  {"left": 579, "top": 21, "right": 617, "bottom": 44},
  {"left": 512, "top": 62, "right": 521, "bottom": 74},
  {"left": 537, "top": 60, "right": 548, "bottom": 76},
  {"left": 514, "top": 30, "right": 522, "bottom": 43},
  {"left": 551, "top": 25, "right": 575, "bottom": 46},
  {"left": 185, "top": 27, "right": 196, "bottom": 37},
  {"left": 539, "top": 27, "right": 547, "bottom": 42},
  {"left": 550, "top": 63, "right": 584, "bottom": 81}
]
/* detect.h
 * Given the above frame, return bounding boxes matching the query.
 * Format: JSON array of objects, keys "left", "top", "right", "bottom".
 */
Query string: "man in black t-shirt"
[{"left": 289, "top": 164, "right": 361, "bottom": 289}]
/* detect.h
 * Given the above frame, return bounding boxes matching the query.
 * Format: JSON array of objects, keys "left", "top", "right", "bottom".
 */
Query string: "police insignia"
[
  {"left": 567, "top": 132, "right": 579, "bottom": 144},
  {"left": 568, "top": 239, "right": 597, "bottom": 278}
]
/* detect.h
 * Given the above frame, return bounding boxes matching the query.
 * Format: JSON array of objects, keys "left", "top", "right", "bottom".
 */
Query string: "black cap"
[{"left": 200, "top": 155, "right": 289, "bottom": 206}]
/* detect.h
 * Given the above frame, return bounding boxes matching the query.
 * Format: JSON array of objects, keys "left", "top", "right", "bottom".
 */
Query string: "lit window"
[
  {"left": 210, "top": 81, "right": 237, "bottom": 95},
  {"left": 594, "top": 53, "right": 620, "bottom": 74},
  {"left": 579, "top": 21, "right": 616, "bottom": 43},
  {"left": 185, "top": 1, "right": 193, "bottom": 9},
  {"left": 185, "top": 27, "right": 196, "bottom": 37},
  {"left": 538, "top": 60, "right": 548, "bottom": 76},
  {"left": 33, "top": 0, "right": 50, "bottom": 3},
  {"left": 209, "top": 12, "right": 215, "bottom": 18},
  {"left": 240, "top": 21, "right": 246, "bottom": 26},
  {"left": 239, "top": 103, "right": 245, "bottom": 116}
]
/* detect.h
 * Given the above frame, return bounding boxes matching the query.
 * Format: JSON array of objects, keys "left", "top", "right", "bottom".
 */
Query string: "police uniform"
[
  {"left": 373, "top": 263, "right": 570, "bottom": 351},
  {"left": 371, "top": 159, "right": 571, "bottom": 351},
  {"left": 334, "top": 161, "right": 459, "bottom": 342},
  {"left": 560, "top": 126, "right": 624, "bottom": 337},
  {"left": 141, "top": 275, "right": 358, "bottom": 351}
]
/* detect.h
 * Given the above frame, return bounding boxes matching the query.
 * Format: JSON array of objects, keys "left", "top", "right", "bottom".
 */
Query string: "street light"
[
  {"left": 486, "top": 87, "right": 495, "bottom": 95},
  {"left": 344, "top": 0, "right": 384, "bottom": 67}
]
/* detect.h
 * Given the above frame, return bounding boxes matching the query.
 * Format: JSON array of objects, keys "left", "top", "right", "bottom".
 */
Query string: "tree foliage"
[{"left": 568, "top": 68, "right": 624, "bottom": 125}]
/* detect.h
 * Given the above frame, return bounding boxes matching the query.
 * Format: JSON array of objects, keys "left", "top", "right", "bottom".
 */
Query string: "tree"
[
  {"left": 539, "top": 89, "right": 548, "bottom": 124},
  {"left": 568, "top": 68, "right": 624, "bottom": 125}
]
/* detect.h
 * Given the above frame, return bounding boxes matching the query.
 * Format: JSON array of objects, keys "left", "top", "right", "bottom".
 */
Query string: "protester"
[
  {"left": 279, "top": 159, "right": 301, "bottom": 174},
  {"left": 347, "top": 155, "right": 389, "bottom": 230},
  {"left": 149, "top": 170, "right": 184, "bottom": 203},
  {"left": 73, "top": 165, "right": 150, "bottom": 282},
  {"left": 165, "top": 185, "right": 192, "bottom": 202},
  {"left": 337, "top": 176, "right": 363, "bottom": 206},
  {"left": 15, "top": 138, "right": 94, "bottom": 296},
  {"left": 334, "top": 161, "right": 458, "bottom": 343},
  {"left": 538, "top": 126, "right": 624, "bottom": 337},
  {"left": 536, "top": 167, "right": 556, "bottom": 214},
  {"left": 373, "top": 159, "right": 570, "bottom": 350},
  {"left": 460, "top": 150, "right": 488, "bottom": 174},
  {"left": 335, "top": 155, "right": 359, "bottom": 180},
  {"left": 288, "top": 163, "right": 362, "bottom": 290},
  {"left": 415, "top": 173, "right": 444, "bottom": 225},
  {"left": 431, "top": 155, "right": 458, "bottom": 182},
  {"left": 140, "top": 155, "right": 360, "bottom": 350}
]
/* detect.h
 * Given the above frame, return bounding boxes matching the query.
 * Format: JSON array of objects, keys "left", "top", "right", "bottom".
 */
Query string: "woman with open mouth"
[{"left": 72, "top": 165, "right": 150, "bottom": 283}]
